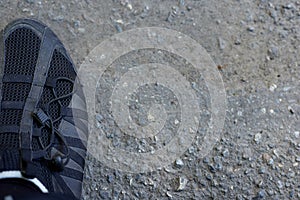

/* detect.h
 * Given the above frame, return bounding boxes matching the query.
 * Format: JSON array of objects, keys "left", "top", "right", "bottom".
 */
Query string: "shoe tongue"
[{"left": 0, "top": 150, "right": 20, "bottom": 171}]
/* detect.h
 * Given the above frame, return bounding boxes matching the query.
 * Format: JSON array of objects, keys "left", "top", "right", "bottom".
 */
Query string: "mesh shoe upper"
[{"left": 0, "top": 19, "right": 88, "bottom": 199}]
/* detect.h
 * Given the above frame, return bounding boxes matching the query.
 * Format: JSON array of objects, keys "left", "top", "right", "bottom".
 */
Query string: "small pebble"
[
  {"left": 73, "top": 20, "right": 80, "bottom": 28},
  {"left": 222, "top": 149, "right": 230, "bottom": 157},
  {"left": 22, "top": 8, "right": 30, "bottom": 12},
  {"left": 107, "top": 174, "right": 114, "bottom": 183},
  {"left": 262, "top": 153, "right": 271, "bottom": 162},
  {"left": 234, "top": 38, "right": 241, "bottom": 45},
  {"left": 218, "top": 37, "right": 226, "bottom": 50},
  {"left": 127, "top": 3, "right": 132, "bottom": 10},
  {"left": 78, "top": 28, "right": 85, "bottom": 33},
  {"left": 244, "top": 169, "right": 250, "bottom": 175},
  {"left": 166, "top": 12, "right": 175, "bottom": 22},
  {"left": 254, "top": 133, "right": 262, "bottom": 143},
  {"left": 258, "top": 167, "right": 266, "bottom": 174},
  {"left": 269, "top": 84, "right": 277, "bottom": 92},
  {"left": 115, "top": 24, "right": 123, "bottom": 32},
  {"left": 268, "top": 46, "right": 279, "bottom": 58},
  {"left": 288, "top": 106, "right": 294, "bottom": 114},
  {"left": 175, "top": 158, "right": 184, "bottom": 168},
  {"left": 284, "top": 3, "right": 294, "bottom": 9},
  {"left": 268, "top": 143, "right": 275, "bottom": 148},
  {"left": 209, "top": 165, "right": 216, "bottom": 173},
  {"left": 237, "top": 111, "right": 243, "bottom": 116},
  {"left": 186, "top": 6, "right": 192, "bottom": 11},
  {"left": 215, "top": 163, "right": 222, "bottom": 171},
  {"left": 206, "top": 173, "right": 212, "bottom": 180},
  {"left": 166, "top": 191, "right": 172, "bottom": 198},
  {"left": 294, "top": 131, "right": 300, "bottom": 138},
  {"left": 100, "top": 190, "right": 110, "bottom": 199},
  {"left": 203, "top": 157, "right": 210, "bottom": 163},
  {"left": 268, "top": 158, "right": 274, "bottom": 165},
  {"left": 258, "top": 190, "right": 266, "bottom": 198},
  {"left": 52, "top": 15, "right": 64, "bottom": 21},
  {"left": 188, "top": 146, "right": 195, "bottom": 154},
  {"left": 277, "top": 180, "right": 283, "bottom": 189},
  {"left": 96, "top": 114, "right": 103, "bottom": 122},
  {"left": 177, "top": 177, "right": 188, "bottom": 191},
  {"left": 267, "top": 189, "right": 274, "bottom": 195},
  {"left": 247, "top": 26, "right": 255, "bottom": 32},
  {"left": 289, "top": 191, "right": 294, "bottom": 198}
]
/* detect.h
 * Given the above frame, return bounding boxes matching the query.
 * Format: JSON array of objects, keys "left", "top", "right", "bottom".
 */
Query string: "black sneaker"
[{"left": 0, "top": 18, "right": 88, "bottom": 199}]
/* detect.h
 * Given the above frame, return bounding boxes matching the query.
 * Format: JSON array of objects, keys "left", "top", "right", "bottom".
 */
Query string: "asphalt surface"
[{"left": 0, "top": 0, "right": 299, "bottom": 199}]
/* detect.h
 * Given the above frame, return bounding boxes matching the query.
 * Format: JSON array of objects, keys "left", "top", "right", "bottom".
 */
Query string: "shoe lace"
[{"left": 31, "top": 77, "right": 76, "bottom": 171}]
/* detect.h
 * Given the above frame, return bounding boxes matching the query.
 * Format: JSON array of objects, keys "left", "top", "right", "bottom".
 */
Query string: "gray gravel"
[{"left": 0, "top": 0, "right": 299, "bottom": 199}]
